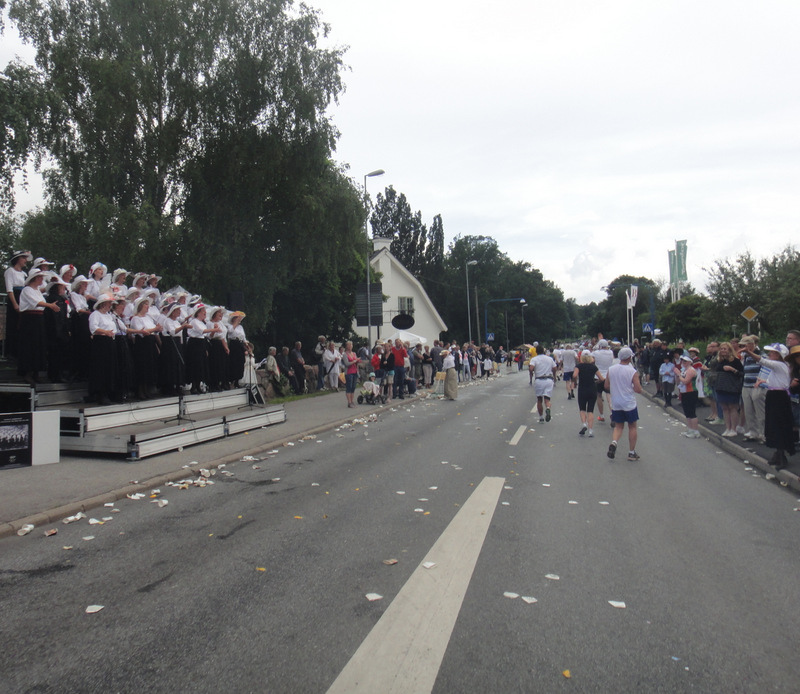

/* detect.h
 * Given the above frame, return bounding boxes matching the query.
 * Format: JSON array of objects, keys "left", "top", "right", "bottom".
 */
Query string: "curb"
[
  {"left": 641, "top": 390, "right": 800, "bottom": 493},
  {"left": 0, "top": 394, "right": 424, "bottom": 541}
]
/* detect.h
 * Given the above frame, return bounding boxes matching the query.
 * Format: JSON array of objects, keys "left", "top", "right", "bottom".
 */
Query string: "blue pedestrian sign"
[
  {"left": 642, "top": 323, "right": 654, "bottom": 334},
  {"left": 486, "top": 332, "right": 495, "bottom": 342}
]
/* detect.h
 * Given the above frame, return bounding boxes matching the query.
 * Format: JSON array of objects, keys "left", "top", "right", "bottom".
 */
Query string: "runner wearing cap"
[{"left": 604, "top": 346, "right": 642, "bottom": 461}]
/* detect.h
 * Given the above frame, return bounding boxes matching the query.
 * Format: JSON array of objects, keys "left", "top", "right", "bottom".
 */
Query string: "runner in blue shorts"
[{"left": 604, "top": 347, "right": 643, "bottom": 461}]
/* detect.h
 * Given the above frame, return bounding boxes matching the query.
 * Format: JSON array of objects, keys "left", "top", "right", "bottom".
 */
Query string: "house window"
[{"left": 398, "top": 297, "right": 415, "bottom": 315}]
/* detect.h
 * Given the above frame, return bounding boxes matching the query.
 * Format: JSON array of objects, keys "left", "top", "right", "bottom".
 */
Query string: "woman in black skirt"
[
  {"left": 226, "top": 311, "right": 247, "bottom": 388},
  {"left": 743, "top": 342, "right": 795, "bottom": 469},
  {"left": 109, "top": 297, "right": 136, "bottom": 401},
  {"left": 4, "top": 250, "right": 31, "bottom": 359},
  {"left": 159, "top": 303, "right": 189, "bottom": 396},
  {"left": 129, "top": 295, "right": 161, "bottom": 399},
  {"left": 68, "top": 275, "right": 92, "bottom": 380},
  {"left": 87, "top": 293, "right": 118, "bottom": 405},
  {"left": 206, "top": 306, "right": 229, "bottom": 392},
  {"left": 185, "top": 304, "right": 220, "bottom": 394},
  {"left": 17, "top": 269, "right": 60, "bottom": 385},
  {"left": 44, "top": 277, "right": 71, "bottom": 383}
]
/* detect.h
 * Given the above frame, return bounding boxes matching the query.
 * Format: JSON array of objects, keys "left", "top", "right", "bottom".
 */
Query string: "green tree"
[
  {"left": 0, "top": 61, "right": 47, "bottom": 211},
  {"left": 370, "top": 186, "right": 428, "bottom": 275},
  {"left": 588, "top": 275, "right": 662, "bottom": 342},
  {"left": 420, "top": 213, "right": 444, "bottom": 305},
  {"left": 0, "top": 210, "right": 20, "bottom": 260},
  {"left": 658, "top": 294, "right": 724, "bottom": 343},
  {"left": 438, "top": 235, "right": 566, "bottom": 346},
  {"left": 8, "top": 0, "right": 360, "bottom": 333},
  {"left": 706, "top": 246, "right": 800, "bottom": 335}
]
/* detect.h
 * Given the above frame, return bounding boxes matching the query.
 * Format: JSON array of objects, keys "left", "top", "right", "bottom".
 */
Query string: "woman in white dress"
[
  {"left": 442, "top": 349, "right": 458, "bottom": 400},
  {"left": 17, "top": 268, "right": 60, "bottom": 384},
  {"left": 88, "top": 293, "right": 117, "bottom": 405},
  {"left": 4, "top": 250, "right": 31, "bottom": 358},
  {"left": 130, "top": 296, "right": 160, "bottom": 399},
  {"left": 226, "top": 311, "right": 247, "bottom": 388},
  {"left": 323, "top": 341, "right": 342, "bottom": 391}
]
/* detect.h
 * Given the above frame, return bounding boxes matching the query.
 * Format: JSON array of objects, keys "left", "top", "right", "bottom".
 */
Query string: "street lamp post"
[
  {"left": 465, "top": 260, "right": 478, "bottom": 344},
  {"left": 364, "top": 169, "right": 385, "bottom": 346},
  {"left": 484, "top": 297, "right": 526, "bottom": 345},
  {"left": 521, "top": 302, "right": 527, "bottom": 345}
]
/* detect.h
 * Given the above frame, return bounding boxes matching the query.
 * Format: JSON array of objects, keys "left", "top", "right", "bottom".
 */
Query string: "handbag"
[
  {"left": 715, "top": 366, "right": 743, "bottom": 394},
  {"left": 338, "top": 372, "right": 346, "bottom": 385}
]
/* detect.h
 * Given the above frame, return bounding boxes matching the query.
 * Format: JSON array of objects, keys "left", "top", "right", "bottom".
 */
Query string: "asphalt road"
[{"left": 1, "top": 371, "right": 799, "bottom": 693}]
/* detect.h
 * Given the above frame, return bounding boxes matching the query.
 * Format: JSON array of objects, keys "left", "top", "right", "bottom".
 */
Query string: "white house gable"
[{"left": 352, "top": 238, "right": 447, "bottom": 344}]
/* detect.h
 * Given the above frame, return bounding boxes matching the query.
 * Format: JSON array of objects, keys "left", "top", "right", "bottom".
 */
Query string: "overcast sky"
[{"left": 4, "top": 1, "right": 800, "bottom": 305}]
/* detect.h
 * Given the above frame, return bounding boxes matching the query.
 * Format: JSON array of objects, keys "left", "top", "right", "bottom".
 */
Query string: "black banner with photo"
[{"left": 0, "top": 413, "right": 32, "bottom": 468}]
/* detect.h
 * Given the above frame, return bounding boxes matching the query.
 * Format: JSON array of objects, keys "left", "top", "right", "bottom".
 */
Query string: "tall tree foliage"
[
  {"left": 658, "top": 294, "right": 723, "bottom": 343},
  {"left": 441, "top": 235, "right": 566, "bottom": 346},
  {"left": 420, "top": 213, "right": 445, "bottom": 307},
  {"left": 370, "top": 186, "right": 428, "bottom": 276},
  {"left": 705, "top": 246, "right": 800, "bottom": 334},
  {"left": 0, "top": 60, "right": 47, "bottom": 211},
  {"left": 586, "top": 275, "right": 663, "bottom": 342},
  {"left": 8, "top": 0, "right": 364, "bottom": 333}
]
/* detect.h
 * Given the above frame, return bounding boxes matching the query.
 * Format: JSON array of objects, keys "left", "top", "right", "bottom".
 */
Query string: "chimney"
[{"left": 373, "top": 236, "right": 392, "bottom": 253}]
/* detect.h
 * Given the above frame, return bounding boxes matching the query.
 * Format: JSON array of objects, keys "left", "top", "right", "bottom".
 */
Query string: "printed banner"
[{"left": 676, "top": 239, "right": 688, "bottom": 282}]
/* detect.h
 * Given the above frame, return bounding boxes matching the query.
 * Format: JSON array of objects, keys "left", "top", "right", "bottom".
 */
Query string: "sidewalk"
[
  {"left": 639, "top": 378, "right": 800, "bottom": 491},
  {"left": 0, "top": 391, "right": 419, "bottom": 539}
]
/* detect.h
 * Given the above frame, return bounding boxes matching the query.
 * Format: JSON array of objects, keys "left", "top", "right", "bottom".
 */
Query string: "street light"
[
  {"left": 521, "top": 302, "right": 527, "bottom": 345},
  {"left": 465, "top": 260, "right": 478, "bottom": 344},
  {"left": 364, "top": 169, "right": 385, "bottom": 346},
  {"left": 484, "top": 297, "right": 526, "bottom": 345}
]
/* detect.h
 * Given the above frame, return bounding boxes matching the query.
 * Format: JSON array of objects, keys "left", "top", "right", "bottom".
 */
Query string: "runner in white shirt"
[
  {"left": 604, "top": 347, "right": 643, "bottom": 461},
  {"left": 561, "top": 345, "right": 578, "bottom": 400},
  {"left": 531, "top": 352, "right": 557, "bottom": 422},
  {"left": 592, "top": 339, "right": 615, "bottom": 422}
]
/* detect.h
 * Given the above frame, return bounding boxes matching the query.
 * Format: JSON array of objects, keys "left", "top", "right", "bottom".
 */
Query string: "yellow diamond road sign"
[{"left": 741, "top": 306, "right": 758, "bottom": 322}]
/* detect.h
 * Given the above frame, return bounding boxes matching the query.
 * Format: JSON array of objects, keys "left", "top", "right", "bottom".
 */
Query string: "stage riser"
[
  {"left": 60, "top": 408, "right": 286, "bottom": 460},
  {"left": 61, "top": 390, "right": 251, "bottom": 434},
  {"left": 3, "top": 381, "right": 285, "bottom": 460}
]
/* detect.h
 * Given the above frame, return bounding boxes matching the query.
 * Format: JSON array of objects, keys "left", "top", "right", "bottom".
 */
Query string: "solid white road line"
[
  {"left": 508, "top": 425, "right": 527, "bottom": 446},
  {"left": 326, "top": 476, "right": 506, "bottom": 694}
]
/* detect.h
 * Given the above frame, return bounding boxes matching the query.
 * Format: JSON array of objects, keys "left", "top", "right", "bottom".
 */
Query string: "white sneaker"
[
  {"left": 721, "top": 430, "right": 736, "bottom": 437},
  {"left": 587, "top": 429, "right": 594, "bottom": 437}
]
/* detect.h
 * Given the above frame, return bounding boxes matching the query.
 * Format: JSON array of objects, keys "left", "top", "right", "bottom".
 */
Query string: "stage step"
[
  {"left": 2, "top": 380, "right": 283, "bottom": 460},
  {"left": 59, "top": 405, "right": 286, "bottom": 460},
  {"left": 59, "top": 388, "right": 255, "bottom": 435}
]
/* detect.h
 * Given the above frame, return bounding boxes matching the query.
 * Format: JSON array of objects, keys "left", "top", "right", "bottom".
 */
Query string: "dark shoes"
[{"left": 607, "top": 442, "right": 617, "bottom": 459}]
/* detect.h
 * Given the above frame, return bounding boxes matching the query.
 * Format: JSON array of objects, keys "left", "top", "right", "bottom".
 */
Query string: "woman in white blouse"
[
  {"left": 17, "top": 268, "right": 60, "bottom": 385},
  {"left": 4, "top": 250, "right": 31, "bottom": 359},
  {"left": 159, "top": 303, "right": 189, "bottom": 396},
  {"left": 205, "top": 307, "right": 230, "bottom": 392},
  {"left": 186, "top": 304, "right": 220, "bottom": 394},
  {"left": 88, "top": 294, "right": 117, "bottom": 405},
  {"left": 226, "top": 311, "right": 247, "bottom": 388},
  {"left": 130, "top": 296, "right": 161, "bottom": 399},
  {"left": 322, "top": 341, "right": 342, "bottom": 391},
  {"left": 85, "top": 263, "right": 108, "bottom": 304},
  {"left": 69, "top": 275, "right": 92, "bottom": 380}
]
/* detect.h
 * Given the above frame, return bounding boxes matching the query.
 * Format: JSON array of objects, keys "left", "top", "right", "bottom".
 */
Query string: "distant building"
[{"left": 353, "top": 237, "right": 447, "bottom": 344}]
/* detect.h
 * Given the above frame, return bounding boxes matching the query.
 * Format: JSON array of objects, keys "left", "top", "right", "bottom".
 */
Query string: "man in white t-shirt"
[
  {"left": 560, "top": 345, "right": 577, "bottom": 400},
  {"left": 531, "top": 352, "right": 557, "bottom": 422},
  {"left": 604, "top": 347, "right": 642, "bottom": 461},
  {"left": 592, "top": 340, "right": 615, "bottom": 421}
]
